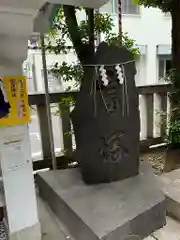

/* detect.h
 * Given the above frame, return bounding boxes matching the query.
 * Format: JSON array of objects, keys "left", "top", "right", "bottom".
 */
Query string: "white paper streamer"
[
  {"left": 99, "top": 65, "right": 109, "bottom": 86},
  {"left": 115, "top": 65, "right": 124, "bottom": 84}
]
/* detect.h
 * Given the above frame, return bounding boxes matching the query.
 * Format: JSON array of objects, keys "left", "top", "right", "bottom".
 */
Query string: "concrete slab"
[
  {"left": 161, "top": 169, "right": 180, "bottom": 220},
  {"left": 36, "top": 163, "right": 166, "bottom": 240}
]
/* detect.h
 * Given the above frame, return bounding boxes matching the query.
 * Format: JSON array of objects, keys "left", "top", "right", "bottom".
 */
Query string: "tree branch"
[
  {"left": 63, "top": 5, "right": 85, "bottom": 63},
  {"left": 86, "top": 8, "right": 95, "bottom": 52}
]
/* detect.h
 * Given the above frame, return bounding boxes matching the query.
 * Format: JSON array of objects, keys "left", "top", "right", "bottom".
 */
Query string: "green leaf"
[
  {"left": 137, "top": 0, "right": 173, "bottom": 12},
  {"left": 132, "top": 0, "right": 140, "bottom": 4}
]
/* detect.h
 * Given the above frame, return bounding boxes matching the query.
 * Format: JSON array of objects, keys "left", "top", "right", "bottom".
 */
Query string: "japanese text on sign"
[{"left": 0, "top": 76, "right": 30, "bottom": 126}]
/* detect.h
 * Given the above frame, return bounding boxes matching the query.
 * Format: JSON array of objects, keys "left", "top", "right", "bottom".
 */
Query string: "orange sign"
[{"left": 0, "top": 76, "right": 30, "bottom": 126}]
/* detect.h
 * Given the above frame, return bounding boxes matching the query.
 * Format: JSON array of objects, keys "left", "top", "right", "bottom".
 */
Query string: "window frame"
[
  {"left": 158, "top": 55, "right": 172, "bottom": 83},
  {"left": 41, "top": 68, "right": 63, "bottom": 92},
  {"left": 111, "top": 0, "right": 140, "bottom": 15},
  {"left": 164, "top": 12, "right": 171, "bottom": 18}
]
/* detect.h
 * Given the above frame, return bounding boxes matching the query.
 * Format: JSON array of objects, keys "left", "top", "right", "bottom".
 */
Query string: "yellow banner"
[{"left": 0, "top": 76, "right": 30, "bottom": 126}]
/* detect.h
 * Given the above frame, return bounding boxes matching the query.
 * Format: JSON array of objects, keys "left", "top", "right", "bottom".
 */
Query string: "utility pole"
[{"left": 117, "top": 0, "right": 122, "bottom": 34}]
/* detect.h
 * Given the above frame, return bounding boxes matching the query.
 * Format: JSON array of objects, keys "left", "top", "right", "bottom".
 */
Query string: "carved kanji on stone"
[{"left": 100, "top": 131, "right": 128, "bottom": 164}]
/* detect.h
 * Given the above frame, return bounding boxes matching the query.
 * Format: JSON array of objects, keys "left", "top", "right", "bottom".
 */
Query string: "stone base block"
[{"left": 36, "top": 163, "right": 166, "bottom": 240}]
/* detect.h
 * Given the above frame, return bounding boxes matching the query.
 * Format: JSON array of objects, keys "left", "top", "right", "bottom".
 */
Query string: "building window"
[
  {"left": 23, "top": 61, "right": 33, "bottom": 81},
  {"left": 41, "top": 69, "right": 63, "bottom": 92},
  {"left": 121, "top": 0, "right": 139, "bottom": 14},
  {"left": 111, "top": 0, "right": 139, "bottom": 15},
  {"left": 164, "top": 12, "right": 171, "bottom": 17},
  {"left": 100, "top": 1, "right": 115, "bottom": 14},
  {"left": 23, "top": 61, "right": 36, "bottom": 93},
  {"left": 158, "top": 56, "right": 172, "bottom": 81}
]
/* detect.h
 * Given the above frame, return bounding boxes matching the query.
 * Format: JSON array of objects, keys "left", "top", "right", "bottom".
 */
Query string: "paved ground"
[
  {"left": 153, "top": 217, "right": 180, "bottom": 240},
  {"left": 38, "top": 196, "right": 73, "bottom": 240},
  {"left": 38, "top": 194, "right": 180, "bottom": 240}
]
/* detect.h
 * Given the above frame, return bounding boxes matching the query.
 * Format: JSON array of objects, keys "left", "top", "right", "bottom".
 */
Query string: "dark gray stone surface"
[
  {"left": 36, "top": 162, "right": 166, "bottom": 240},
  {"left": 71, "top": 42, "right": 140, "bottom": 184}
]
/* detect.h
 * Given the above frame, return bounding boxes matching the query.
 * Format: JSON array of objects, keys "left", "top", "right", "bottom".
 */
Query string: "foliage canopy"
[
  {"left": 46, "top": 6, "right": 139, "bottom": 89},
  {"left": 134, "top": 0, "right": 173, "bottom": 12}
]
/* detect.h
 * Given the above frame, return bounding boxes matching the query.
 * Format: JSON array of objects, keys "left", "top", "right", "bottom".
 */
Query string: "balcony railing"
[{"left": 28, "top": 83, "right": 172, "bottom": 170}]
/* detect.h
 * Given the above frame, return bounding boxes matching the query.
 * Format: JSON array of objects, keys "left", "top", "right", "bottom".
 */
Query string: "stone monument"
[
  {"left": 71, "top": 42, "right": 140, "bottom": 184},
  {"left": 36, "top": 42, "right": 166, "bottom": 240}
]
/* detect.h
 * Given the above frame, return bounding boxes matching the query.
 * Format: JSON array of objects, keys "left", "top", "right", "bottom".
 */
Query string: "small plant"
[
  {"left": 166, "top": 117, "right": 180, "bottom": 149},
  {"left": 105, "top": 32, "right": 140, "bottom": 59},
  {"left": 163, "top": 69, "right": 180, "bottom": 150}
]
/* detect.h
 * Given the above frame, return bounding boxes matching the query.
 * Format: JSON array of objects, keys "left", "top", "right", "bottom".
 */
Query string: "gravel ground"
[
  {"left": 140, "top": 150, "right": 166, "bottom": 175},
  {"left": 0, "top": 222, "right": 7, "bottom": 240}
]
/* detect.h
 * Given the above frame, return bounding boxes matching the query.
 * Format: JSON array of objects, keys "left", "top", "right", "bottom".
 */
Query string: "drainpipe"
[{"left": 32, "top": 53, "right": 38, "bottom": 92}]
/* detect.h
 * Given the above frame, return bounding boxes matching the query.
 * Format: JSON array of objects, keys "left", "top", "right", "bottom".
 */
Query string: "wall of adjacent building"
[
  {"left": 24, "top": 1, "right": 172, "bottom": 93},
  {"left": 101, "top": 0, "right": 172, "bottom": 85}
]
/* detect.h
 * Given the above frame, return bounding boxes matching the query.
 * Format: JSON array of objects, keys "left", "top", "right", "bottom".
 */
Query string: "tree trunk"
[
  {"left": 63, "top": 6, "right": 95, "bottom": 88},
  {"left": 165, "top": 2, "right": 180, "bottom": 160},
  {"left": 170, "top": 1, "right": 180, "bottom": 107},
  {"left": 171, "top": 1, "right": 180, "bottom": 72}
]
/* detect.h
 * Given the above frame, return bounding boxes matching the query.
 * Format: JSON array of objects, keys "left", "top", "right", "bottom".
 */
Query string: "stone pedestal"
[{"left": 36, "top": 163, "right": 166, "bottom": 240}]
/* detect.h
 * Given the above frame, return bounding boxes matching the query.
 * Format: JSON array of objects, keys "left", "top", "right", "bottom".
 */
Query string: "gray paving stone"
[
  {"left": 144, "top": 236, "right": 154, "bottom": 240},
  {"left": 153, "top": 217, "right": 180, "bottom": 240},
  {"left": 160, "top": 169, "right": 180, "bottom": 220}
]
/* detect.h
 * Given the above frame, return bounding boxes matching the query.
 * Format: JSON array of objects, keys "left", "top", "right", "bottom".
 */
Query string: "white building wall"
[
  {"left": 101, "top": 3, "right": 172, "bottom": 85},
  {"left": 122, "top": 7, "right": 171, "bottom": 85},
  {"left": 24, "top": 50, "right": 78, "bottom": 93},
  {"left": 24, "top": 2, "right": 172, "bottom": 93},
  {"left": 135, "top": 55, "right": 146, "bottom": 86}
]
